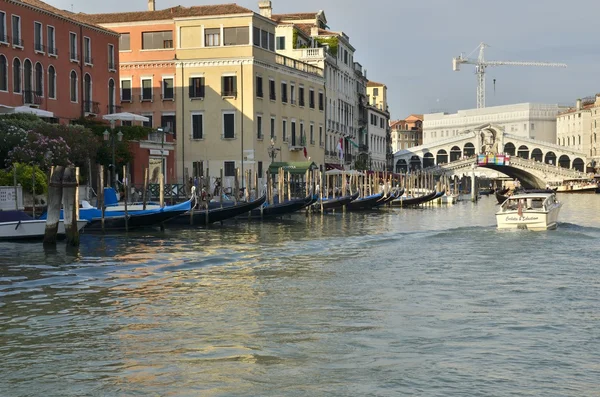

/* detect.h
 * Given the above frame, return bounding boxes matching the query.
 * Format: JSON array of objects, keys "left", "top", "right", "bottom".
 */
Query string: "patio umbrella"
[
  {"left": 0, "top": 105, "right": 54, "bottom": 118},
  {"left": 103, "top": 112, "right": 149, "bottom": 123}
]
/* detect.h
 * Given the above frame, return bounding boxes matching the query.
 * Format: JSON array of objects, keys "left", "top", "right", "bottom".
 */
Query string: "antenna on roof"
[{"left": 71, "top": 4, "right": 74, "bottom": 12}]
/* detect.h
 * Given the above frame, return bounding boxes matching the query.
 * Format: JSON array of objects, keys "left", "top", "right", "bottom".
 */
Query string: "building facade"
[
  {"left": 267, "top": 2, "right": 362, "bottom": 169},
  {"left": 556, "top": 98, "right": 593, "bottom": 156},
  {"left": 86, "top": 1, "right": 325, "bottom": 187},
  {"left": 591, "top": 95, "right": 600, "bottom": 170},
  {"left": 363, "top": 81, "right": 390, "bottom": 171},
  {"left": 423, "top": 103, "right": 564, "bottom": 146},
  {"left": 390, "top": 114, "right": 423, "bottom": 153},
  {"left": 0, "top": 0, "right": 119, "bottom": 123}
]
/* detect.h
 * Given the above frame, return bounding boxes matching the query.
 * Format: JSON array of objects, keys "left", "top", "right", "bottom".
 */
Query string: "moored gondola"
[
  {"left": 166, "top": 194, "right": 267, "bottom": 226},
  {"left": 249, "top": 195, "right": 314, "bottom": 219},
  {"left": 346, "top": 192, "right": 385, "bottom": 211},
  {"left": 391, "top": 190, "right": 439, "bottom": 207},
  {"left": 318, "top": 191, "right": 360, "bottom": 211}
]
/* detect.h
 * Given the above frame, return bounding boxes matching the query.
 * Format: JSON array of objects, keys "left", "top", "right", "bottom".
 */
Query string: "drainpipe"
[
  {"left": 79, "top": 25, "right": 84, "bottom": 118},
  {"left": 180, "top": 60, "right": 185, "bottom": 183},
  {"left": 240, "top": 62, "right": 244, "bottom": 191}
]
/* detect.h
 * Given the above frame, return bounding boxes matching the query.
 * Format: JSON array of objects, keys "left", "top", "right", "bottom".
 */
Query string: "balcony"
[
  {"left": 107, "top": 104, "right": 122, "bottom": 114},
  {"left": 289, "top": 136, "right": 306, "bottom": 151},
  {"left": 34, "top": 42, "right": 45, "bottom": 53},
  {"left": 344, "top": 153, "right": 353, "bottom": 164},
  {"left": 276, "top": 54, "right": 323, "bottom": 77},
  {"left": 359, "top": 144, "right": 369, "bottom": 153},
  {"left": 48, "top": 46, "right": 58, "bottom": 56},
  {"left": 84, "top": 55, "right": 94, "bottom": 65},
  {"left": 12, "top": 37, "right": 24, "bottom": 47},
  {"left": 23, "top": 90, "right": 42, "bottom": 106},
  {"left": 108, "top": 60, "right": 116, "bottom": 71},
  {"left": 84, "top": 100, "right": 100, "bottom": 116},
  {"left": 70, "top": 52, "right": 79, "bottom": 62}
]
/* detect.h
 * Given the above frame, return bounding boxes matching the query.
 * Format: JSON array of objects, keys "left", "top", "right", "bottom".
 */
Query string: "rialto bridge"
[{"left": 393, "top": 124, "right": 590, "bottom": 189}]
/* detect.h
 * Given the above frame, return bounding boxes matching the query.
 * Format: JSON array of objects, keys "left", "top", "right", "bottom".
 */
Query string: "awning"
[
  {"left": 0, "top": 105, "right": 54, "bottom": 118},
  {"left": 268, "top": 161, "right": 318, "bottom": 175},
  {"left": 103, "top": 112, "right": 149, "bottom": 123},
  {"left": 325, "top": 163, "right": 344, "bottom": 171}
]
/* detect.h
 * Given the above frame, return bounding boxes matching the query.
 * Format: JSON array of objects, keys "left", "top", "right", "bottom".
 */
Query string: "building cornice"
[
  {"left": 120, "top": 61, "right": 178, "bottom": 69},
  {"left": 7, "top": 0, "right": 119, "bottom": 37}
]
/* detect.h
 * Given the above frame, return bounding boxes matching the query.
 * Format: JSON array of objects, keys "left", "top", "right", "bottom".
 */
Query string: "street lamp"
[
  {"left": 103, "top": 127, "right": 123, "bottom": 190},
  {"left": 267, "top": 138, "right": 280, "bottom": 164},
  {"left": 157, "top": 126, "right": 171, "bottom": 183}
]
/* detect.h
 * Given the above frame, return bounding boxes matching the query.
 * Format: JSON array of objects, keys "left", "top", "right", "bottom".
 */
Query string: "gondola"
[
  {"left": 373, "top": 188, "right": 405, "bottom": 207},
  {"left": 346, "top": 192, "right": 385, "bottom": 211},
  {"left": 39, "top": 199, "right": 194, "bottom": 232},
  {"left": 166, "top": 194, "right": 266, "bottom": 226},
  {"left": 249, "top": 195, "right": 314, "bottom": 218},
  {"left": 317, "top": 191, "right": 360, "bottom": 211},
  {"left": 391, "top": 190, "right": 439, "bottom": 207}
]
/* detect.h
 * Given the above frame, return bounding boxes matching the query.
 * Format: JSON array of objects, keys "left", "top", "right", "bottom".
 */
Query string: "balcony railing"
[
  {"left": 108, "top": 60, "right": 116, "bottom": 70},
  {"left": 12, "top": 37, "right": 24, "bottom": 47},
  {"left": 344, "top": 153, "right": 353, "bottom": 164},
  {"left": 23, "top": 90, "right": 42, "bottom": 106},
  {"left": 359, "top": 144, "right": 369, "bottom": 153},
  {"left": 34, "top": 42, "right": 45, "bottom": 53},
  {"left": 107, "top": 104, "right": 122, "bottom": 114},
  {"left": 48, "top": 46, "right": 58, "bottom": 56},
  {"left": 70, "top": 52, "right": 79, "bottom": 62},
  {"left": 275, "top": 54, "right": 323, "bottom": 77},
  {"left": 0, "top": 33, "right": 8, "bottom": 43},
  {"left": 84, "top": 100, "right": 100, "bottom": 114},
  {"left": 84, "top": 55, "right": 93, "bottom": 65}
]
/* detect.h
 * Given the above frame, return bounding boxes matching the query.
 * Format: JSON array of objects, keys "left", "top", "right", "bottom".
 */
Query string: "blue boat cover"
[
  {"left": 104, "top": 187, "right": 119, "bottom": 206},
  {"left": 0, "top": 210, "right": 34, "bottom": 222}
]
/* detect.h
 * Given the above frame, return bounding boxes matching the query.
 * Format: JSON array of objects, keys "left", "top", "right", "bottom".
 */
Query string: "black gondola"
[
  {"left": 317, "top": 191, "right": 360, "bottom": 211},
  {"left": 391, "top": 190, "right": 439, "bottom": 207},
  {"left": 346, "top": 192, "right": 385, "bottom": 211},
  {"left": 166, "top": 194, "right": 267, "bottom": 226},
  {"left": 248, "top": 195, "right": 314, "bottom": 218},
  {"left": 373, "top": 188, "right": 405, "bottom": 207}
]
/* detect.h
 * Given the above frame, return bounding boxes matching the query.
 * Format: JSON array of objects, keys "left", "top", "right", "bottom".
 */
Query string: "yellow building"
[
  {"left": 365, "top": 81, "right": 391, "bottom": 171},
  {"left": 85, "top": 1, "right": 325, "bottom": 188}
]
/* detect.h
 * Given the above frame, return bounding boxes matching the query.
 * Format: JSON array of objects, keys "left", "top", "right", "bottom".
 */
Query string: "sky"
[{"left": 48, "top": 0, "right": 600, "bottom": 119}]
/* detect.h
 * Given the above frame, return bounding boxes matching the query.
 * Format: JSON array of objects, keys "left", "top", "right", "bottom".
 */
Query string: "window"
[
  {"left": 223, "top": 112, "right": 235, "bottom": 138},
  {"left": 47, "top": 26, "right": 56, "bottom": 55},
  {"left": 257, "top": 114, "right": 263, "bottom": 139},
  {"left": 191, "top": 113, "right": 203, "bottom": 139},
  {"left": 276, "top": 36, "right": 285, "bottom": 50},
  {"left": 142, "top": 31, "right": 173, "bottom": 49},
  {"left": 121, "top": 79, "right": 132, "bottom": 101},
  {"left": 189, "top": 77, "right": 205, "bottom": 98},
  {"left": 252, "top": 27, "right": 260, "bottom": 46},
  {"left": 11, "top": 15, "right": 21, "bottom": 46},
  {"left": 319, "top": 125, "right": 323, "bottom": 146},
  {"left": 108, "top": 79, "right": 115, "bottom": 112},
  {"left": 258, "top": 161, "right": 263, "bottom": 179},
  {"left": 141, "top": 78, "right": 152, "bottom": 101},
  {"left": 192, "top": 161, "right": 204, "bottom": 177},
  {"left": 269, "top": 79, "right": 276, "bottom": 100},
  {"left": 84, "top": 37, "right": 92, "bottom": 64},
  {"left": 261, "top": 30, "right": 268, "bottom": 49},
  {"left": 531, "top": 123, "right": 535, "bottom": 130},
  {"left": 268, "top": 32, "right": 275, "bottom": 51},
  {"left": 270, "top": 117, "right": 276, "bottom": 140},
  {"left": 70, "top": 70, "right": 77, "bottom": 102},
  {"left": 83, "top": 74, "right": 92, "bottom": 110},
  {"left": 34, "top": 22, "right": 43, "bottom": 52},
  {"left": 282, "top": 119, "right": 287, "bottom": 142},
  {"left": 162, "top": 77, "right": 174, "bottom": 100},
  {"left": 318, "top": 91, "right": 324, "bottom": 111},
  {"left": 221, "top": 76, "right": 237, "bottom": 97},
  {"left": 373, "top": 87, "right": 379, "bottom": 96},
  {"left": 223, "top": 27, "right": 249, "bottom": 46},
  {"left": 281, "top": 82, "right": 287, "bottom": 103},
  {"left": 291, "top": 120, "right": 297, "bottom": 146},
  {"left": 48, "top": 65, "right": 56, "bottom": 98},
  {"left": 205, "top": 28, "right": 220, "bottom": 47},
  {"left": 0, "top": 55, "right": 6, "bottom": 91},
  {"left": 309, "top": 89, "right": 315, "bottom": 109},
  {"left": 13, "top": 58, "right": 21, "bottom": 93},
  {"left": 161, "top": 114, "right": 176, "bottom": 137},
  {"left": 0, "top": 12, "right": 6, "bottom": 43},
  {"left": 108, "top": 44, "right": 115, "bottom": 70},
  {"left": 256, "top": 75, "right": 263, "bottom": 98},
  {"left": 310, "top": 124, "right": 314, "bottom": 145},
  {"left": 224, "top": 161, "right": 235, "bottom": 177},
  {"left": 344, "top": 49, "right": 348, "bottom": 65},
  {"left": 119, "top": 33, "right": 130, "bottom": 51},
  {"left": 298, "top": 86, "right": 305, "bottom": 107},
  {"left": 143, "top": 114, "right": 153, "bottom": 128},
  {"left": 69, "top": 32, "right": 78, "bottom": 61},
  {"left": 290, "top": 84, "right": 296, "bottom": 105},
  {"left": 35, "top": 62, "right": 43, "bottom": 96}
]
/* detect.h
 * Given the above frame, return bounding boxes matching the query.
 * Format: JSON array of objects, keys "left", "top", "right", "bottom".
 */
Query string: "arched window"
[
  {"left": 83, "top": 73, "right": 91, "bottom": 112},
  {"left": 35, "top": 62, "right": 43, "bottom": 96},
  {"left": 23, "top": 59, "right": 32, "bottom": 92},
  {"left": 108, "top": 78, "right": 115, "bottom": 113},
  {"left": 0, "top": 55, "right": 7, "bottom": 91},
  {"left": 13, "top": 58, "right": 21, "bottom": 93},
  {"left": 70, "top": 70, "right": 77, "bottom": 102},
  {"left": 48, "top": 66, "right": 56, "bottom": 99}
]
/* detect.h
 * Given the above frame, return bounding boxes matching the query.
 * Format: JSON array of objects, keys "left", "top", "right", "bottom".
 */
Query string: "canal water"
[{"left": 1, "top": 194, "right": 599, "bottom": 396}]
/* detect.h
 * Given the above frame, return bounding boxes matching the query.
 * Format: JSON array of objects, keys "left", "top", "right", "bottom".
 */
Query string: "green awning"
[
  {"left": 268, "top": 161, "right": 318, "bottom": 175},
  {"left": 348, "top": 138, "right": 359, "bottom": 148}
]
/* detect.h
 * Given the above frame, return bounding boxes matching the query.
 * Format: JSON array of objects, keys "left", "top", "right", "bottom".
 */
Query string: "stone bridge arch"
[
  {"left": 558, "top": 155, "right": 570, "bottom": 169},
  {"left": 396, "top": 159, "right": 407, "bottom": 173},
  {"left": 436, "top": 149, "right": 448, "bottom": 164},
  {"left": 573, "top": 158, "right": 585, "bottom": 172},
  {"left": 409, "top": 155, "right": 421, "bottom": 171},
  {"left": 545, "top": 151, "right": 557, "bottom": 165},
  {"left": 517, "top": 145, "right": 529, "bottom": 159},
  {"left": 423, "top": 152, "right": 435, "bottom": 168},
  {"left": 531, "top": 148, "right": 543, "bottom": 162},
  {"left": 464, "top": 142, "right": 475, "bottom": 157},
  {"left": 504, "top": 142, "right": 516, "bottom": 156}
]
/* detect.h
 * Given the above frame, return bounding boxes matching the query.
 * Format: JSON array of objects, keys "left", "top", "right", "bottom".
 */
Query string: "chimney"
[
  {"left": 576, "top": 98, "right": 582, "bottom": 110},
  {"left": 311, "top": 26, "right": 319, "bottom": 36},
  {"left": 258, "top": 1, "right": 272, "bottom": 19},
  {"left": 148, "top": 0, "right": 155, "bottom": 11}
]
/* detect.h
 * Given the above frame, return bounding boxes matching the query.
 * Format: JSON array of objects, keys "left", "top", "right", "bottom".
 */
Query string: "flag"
[
  {"left": 303, "top": 147, "right": 307, "bottom": 159},
  {"left": 337, "top": 138, "right": 344, "bottom": 160}
]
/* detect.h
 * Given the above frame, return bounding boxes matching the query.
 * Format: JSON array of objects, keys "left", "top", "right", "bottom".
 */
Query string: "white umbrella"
[
  {"left": 0, "top": 105, "right": 54, "bottom": 118},
  {"left": 103, "top": 112, "right": 149, "bottom": 123}
]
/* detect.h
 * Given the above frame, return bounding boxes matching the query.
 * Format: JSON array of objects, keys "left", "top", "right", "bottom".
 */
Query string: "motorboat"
[
  {"left": 496, "top": 192, "right": 562, "bottom": 231},
  {"left": 0, "top": 210, "right": 88, "bottom": 241}
]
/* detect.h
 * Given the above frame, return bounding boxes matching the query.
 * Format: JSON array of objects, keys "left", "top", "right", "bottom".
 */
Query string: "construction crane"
[{"left": 452, "top": 42, "right": 567, "bottom": 109}]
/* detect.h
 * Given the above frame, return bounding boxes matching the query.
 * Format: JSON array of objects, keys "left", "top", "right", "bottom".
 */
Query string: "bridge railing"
[{"left": 508, "top": 156, "right": 588, "bottom": 179}]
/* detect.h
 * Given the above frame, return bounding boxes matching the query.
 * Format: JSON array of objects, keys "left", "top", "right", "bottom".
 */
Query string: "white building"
[
  {"left": 423, "top": 103, "right": 565, "bottom": 146},
  {"left": 556, "top": 98, "right": 593, "bottom": 155},
  {"left": 264, "top": 2, "right": 362, "bottom": 168},
  {"left": 365, "top": 81, "right": 390, "bottom": 171}
]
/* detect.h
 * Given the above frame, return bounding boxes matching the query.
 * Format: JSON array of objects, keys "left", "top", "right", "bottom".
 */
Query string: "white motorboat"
[
  {"left": 496, "top": 192, "right": 562, "bottom": 231},
  {"left": 0, "top": 211, "right": 88, "bottom": 241}
]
